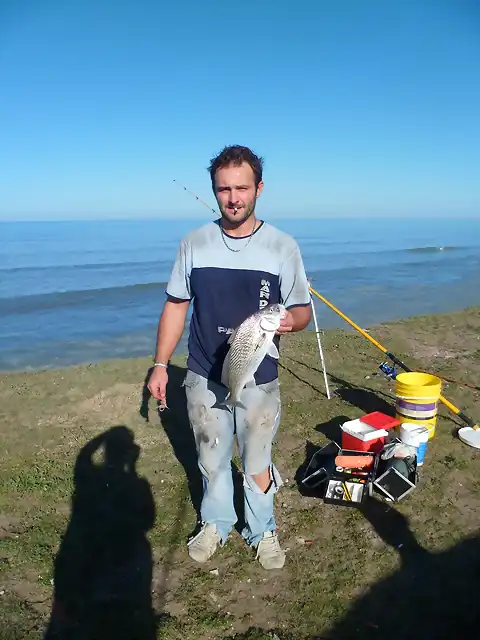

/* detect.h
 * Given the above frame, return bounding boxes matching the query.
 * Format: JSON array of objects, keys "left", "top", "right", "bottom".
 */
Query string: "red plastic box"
[{"left": 340, "top": 418, "right": 389, "bottom": 453}]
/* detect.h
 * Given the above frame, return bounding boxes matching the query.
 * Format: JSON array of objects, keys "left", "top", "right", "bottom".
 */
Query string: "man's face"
[{"left": 213, "top": 162, "right": 264, "bottom": 226}]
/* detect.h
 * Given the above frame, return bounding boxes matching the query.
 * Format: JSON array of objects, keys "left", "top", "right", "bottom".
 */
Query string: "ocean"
[{"left": 1, "top": 217, "right": 479, "bottom": 372}]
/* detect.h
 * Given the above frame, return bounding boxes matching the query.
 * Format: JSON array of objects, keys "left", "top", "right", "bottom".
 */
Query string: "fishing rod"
[
  {"left": 308, "top": 285, "right": 479, "bottom": 433},
  {"left": 173, "top": 179, "right": 218, "bottom": 216}
]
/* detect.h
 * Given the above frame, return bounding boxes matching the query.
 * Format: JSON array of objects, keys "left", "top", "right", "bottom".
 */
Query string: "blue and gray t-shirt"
[{"left": 166, "top": 219, "right": 310, "bottom": 384}]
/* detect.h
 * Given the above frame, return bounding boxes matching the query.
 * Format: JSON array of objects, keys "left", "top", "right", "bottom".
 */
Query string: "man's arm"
[
  {"left": 155, "top": 236, "right": 192, "bottom": 362},
  {"left": 277, "top": 240, "right": 312, "bottom": 334},
  {"left": 154, "top": 298, "right": 190, "bottom": 364},
  {"left": 148, "top": 298, "right": 189, "bottom": 403},
  {"left": 149, "top": 236, "right": 192, "bottom": 402}
]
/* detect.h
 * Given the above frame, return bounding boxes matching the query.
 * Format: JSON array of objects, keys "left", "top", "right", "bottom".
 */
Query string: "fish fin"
[
  {"left": 222, "top": 393, "right": 247, "bottom": 411},
  {"left": 220, "top": 351, "right": 230, "bottom": 388},
  {"left": 267, "top": 341, "right": 279, "bottom": 359},
  {"left": 227, "top": 328, "right": 238, "bottom": 345}
]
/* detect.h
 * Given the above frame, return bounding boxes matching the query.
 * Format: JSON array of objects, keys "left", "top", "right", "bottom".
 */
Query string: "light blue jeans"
[{"left": 183, "top": 369, "right": 283, "bottom": 547}]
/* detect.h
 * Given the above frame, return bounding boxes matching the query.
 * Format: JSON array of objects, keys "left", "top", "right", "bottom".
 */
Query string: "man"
[{"left": 148, "top": 145, "right": 311, "bottom": 570}]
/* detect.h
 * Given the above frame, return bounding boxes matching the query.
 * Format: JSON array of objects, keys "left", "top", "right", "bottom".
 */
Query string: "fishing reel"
[{"left": 379, "top": 361, "right": 397, "bottom": 380}]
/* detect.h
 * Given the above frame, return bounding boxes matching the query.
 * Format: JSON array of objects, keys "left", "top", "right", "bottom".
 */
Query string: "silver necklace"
[{"left": 220, "top": 216, "right": 257, "bottom": 253}]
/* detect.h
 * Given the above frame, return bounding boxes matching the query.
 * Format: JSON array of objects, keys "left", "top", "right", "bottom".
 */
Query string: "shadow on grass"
[
  {"left": 315, "top": 414, "right": 351, "bottom": 445},
  {"left": 224, "top": 501, "right": 480, "bottom": 640},
  {"left": 140, "top": 364, "right": 246, "bottom": 535},
  {"left": 141, "top": 364, "right": 203, "bottom": 522},
  {"left": 278, "top": 361, "right": 324, "bottom": 395},
  {"left": 323, "top": 498, "right": 480, "bottom": 640},
  {"left": 44, "top": 425, "right": 165, "bottom": 639},
  {"left": 284, "top": 357, "right": 396, "bottom": 416}
]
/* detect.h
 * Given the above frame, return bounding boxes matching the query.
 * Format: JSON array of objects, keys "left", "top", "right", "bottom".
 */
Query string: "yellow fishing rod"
[{"left": 308, "top": 285, "right": 479, "bottom": 432}]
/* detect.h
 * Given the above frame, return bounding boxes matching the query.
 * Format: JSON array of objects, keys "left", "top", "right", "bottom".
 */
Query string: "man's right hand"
[{"left": 147, "top": 366, "right": 168, "bottom": 408}]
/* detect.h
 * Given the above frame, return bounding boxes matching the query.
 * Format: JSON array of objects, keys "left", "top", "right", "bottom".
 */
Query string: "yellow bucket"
[{"left": 395, "top": 372, "right": 442, "bottom": 439}]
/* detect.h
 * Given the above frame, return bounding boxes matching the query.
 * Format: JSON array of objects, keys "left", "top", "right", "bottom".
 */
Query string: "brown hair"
[{"left": 208, "top": 145, "right": 264, "bottom": 189}]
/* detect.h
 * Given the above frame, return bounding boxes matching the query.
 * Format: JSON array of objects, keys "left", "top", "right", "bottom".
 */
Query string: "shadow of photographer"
[{"left": 44, "top": 425, "right": 157, "bottom": 640}]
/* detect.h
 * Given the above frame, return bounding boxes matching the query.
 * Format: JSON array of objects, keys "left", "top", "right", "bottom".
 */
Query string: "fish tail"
[{"left": 222, "top": 393, "right": 247, "bottom": 411}]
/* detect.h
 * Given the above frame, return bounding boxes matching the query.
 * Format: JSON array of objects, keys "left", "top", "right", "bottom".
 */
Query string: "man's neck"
[{"left": 221, "top": 214, "right": 259, "bottom": 238}]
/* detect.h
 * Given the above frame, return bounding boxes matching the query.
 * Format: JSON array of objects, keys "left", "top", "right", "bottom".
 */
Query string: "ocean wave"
[
  {"left": 407, "top": 245, "right": 460, "bottom": 253},
  {"left": 0, "top": 258, "right": 171, "bottom": 274},
  {"left": 1, "top": 281, "right": 168, "bottom": 316}
]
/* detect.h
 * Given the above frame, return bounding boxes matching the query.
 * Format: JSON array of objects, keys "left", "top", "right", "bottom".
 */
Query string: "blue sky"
[{"left": 1, "top": 0, "right": 479, "bottom": 220}]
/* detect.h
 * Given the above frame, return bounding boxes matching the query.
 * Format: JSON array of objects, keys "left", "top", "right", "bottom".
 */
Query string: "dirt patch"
[
  {"left": 442, "top": 469, "right": 480, "bottom": 529},
  {"left": 6, "top": 577, "right": 51, "bottom": 614},
  {"left": 77, "top": 382, "right": 141, "bottom": 420},
  {"left": 0, "top": 514, "right": 22, "bottom": 540}
]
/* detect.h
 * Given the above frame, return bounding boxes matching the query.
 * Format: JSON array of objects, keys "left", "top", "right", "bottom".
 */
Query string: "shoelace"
[
  {"left": 257, "top": 534, "right": 282, "bottom": 557},
  {"left": 191, "top": 527, "right": 219, "bottom": 552}
]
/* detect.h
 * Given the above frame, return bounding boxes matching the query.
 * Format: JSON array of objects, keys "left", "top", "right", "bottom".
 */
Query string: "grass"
[{"left": 0, "top": 307, "right": 479, "bottom": 639}]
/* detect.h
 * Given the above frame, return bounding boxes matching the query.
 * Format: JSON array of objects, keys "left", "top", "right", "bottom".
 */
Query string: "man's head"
[{"left": 208, "top": 145, "right": 264, "bottom": 226}]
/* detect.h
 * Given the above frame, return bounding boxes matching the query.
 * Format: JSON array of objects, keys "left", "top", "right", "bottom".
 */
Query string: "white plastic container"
[{"left": 399, "top": 423, "right": 429, "bottom": 465}]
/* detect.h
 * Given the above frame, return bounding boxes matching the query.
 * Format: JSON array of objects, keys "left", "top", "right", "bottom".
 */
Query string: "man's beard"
[{"left": 219, "top": 198, "right": 257, "bottom": 227}]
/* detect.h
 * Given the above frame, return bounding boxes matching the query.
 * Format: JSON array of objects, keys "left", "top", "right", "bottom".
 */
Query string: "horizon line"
[{"left": 1, "top": 213, "right": 479, "bottom": 223}]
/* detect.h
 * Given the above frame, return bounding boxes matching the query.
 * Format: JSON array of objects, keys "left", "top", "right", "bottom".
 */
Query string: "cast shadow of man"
[
  {"left": 323, "top": 498, "right": 480, "bottom": 640},
  {"left": 140, "top": 364, "right": 245, "bottom": 534},
  {"left": 44, "top": 426, "right": 157, "bottom": 640},
  {"left": 284, "top": 356, "right": 395, "bottom": 417}
]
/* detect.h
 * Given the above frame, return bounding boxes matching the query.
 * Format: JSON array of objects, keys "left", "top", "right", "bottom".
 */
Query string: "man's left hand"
[{"left": 276, "top": 310, "right": 294, "bottom": 334}]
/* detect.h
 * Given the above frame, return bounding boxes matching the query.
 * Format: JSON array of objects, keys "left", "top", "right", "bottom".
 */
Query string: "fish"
[{"left": 221, "top": 303, "right": 287, "bottom": 409}]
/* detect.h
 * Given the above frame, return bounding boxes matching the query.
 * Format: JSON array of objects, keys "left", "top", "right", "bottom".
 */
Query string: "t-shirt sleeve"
[
  {"left": 165, "top": 238, "right": 192, "bottom": 300},
  {"left": 279, "top": 242, "right": 310, "bottom": 308}
]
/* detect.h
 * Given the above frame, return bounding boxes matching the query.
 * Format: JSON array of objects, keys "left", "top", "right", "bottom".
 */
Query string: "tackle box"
[{"left": 302, "top": 443, "right": 379, "bottom": 507}]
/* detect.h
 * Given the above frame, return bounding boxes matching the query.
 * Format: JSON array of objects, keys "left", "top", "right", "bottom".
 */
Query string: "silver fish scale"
[
  {"left": 223, "top": 306, "right": 283, "bottom": 403},
  {"left": 228, "top": 313, "right": 268, "bottom": 379}
]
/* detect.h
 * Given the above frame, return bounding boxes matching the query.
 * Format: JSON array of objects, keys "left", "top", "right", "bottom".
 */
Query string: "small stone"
[
  {"left": 0, "top": 590, "right": 5, "bottom": 596},
  {"left": 209, "top": 568, "right": 219, "bottom": 576}
]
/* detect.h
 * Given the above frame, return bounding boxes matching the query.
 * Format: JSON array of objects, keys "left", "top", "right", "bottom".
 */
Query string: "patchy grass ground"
[{"left": 1, "top": 307, "right": 479, "bottom": 640}]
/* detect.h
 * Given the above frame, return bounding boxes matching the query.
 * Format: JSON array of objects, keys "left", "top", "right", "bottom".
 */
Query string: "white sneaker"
[
  {"left": 187, "top": 523, "right": 221, "bottom": 563},
  {"left": 256, "top": 531, "right": 286, "bottom": 570}
]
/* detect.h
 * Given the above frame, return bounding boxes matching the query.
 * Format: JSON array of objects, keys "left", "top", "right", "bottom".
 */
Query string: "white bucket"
[{"left": 399, "top": 423, "right": 429, "bottom": 465}]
